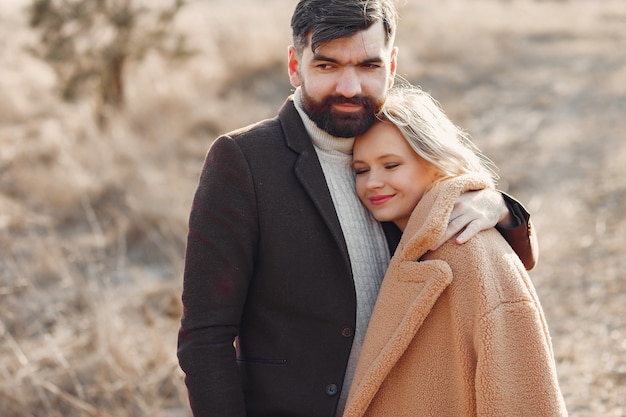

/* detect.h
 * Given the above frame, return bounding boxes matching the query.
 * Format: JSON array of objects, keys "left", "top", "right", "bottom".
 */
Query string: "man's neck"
[{"left": 292, "top": 88, "right": 354, "bottom": 155}]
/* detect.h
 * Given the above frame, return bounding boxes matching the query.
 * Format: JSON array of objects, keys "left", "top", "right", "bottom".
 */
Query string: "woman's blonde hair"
[{"left": 379, "top": 84, "right": 499, "bottom": 186}]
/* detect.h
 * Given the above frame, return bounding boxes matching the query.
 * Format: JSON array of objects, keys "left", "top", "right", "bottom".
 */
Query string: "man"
[{"left": 177, "top": 1, "right": 537, "bottom": 416}]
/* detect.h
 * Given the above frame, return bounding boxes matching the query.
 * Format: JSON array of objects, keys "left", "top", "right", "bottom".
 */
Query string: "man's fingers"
[
  {"left": 431, "top": 189, "right": 505, "bottom": 251},
  {"left": 455, "top": 220, "right": 481, "bottom": 244},
  {"left": 433, "top": 214, "right": 487, "bottom": 250},
  {"left": 431, "top": 214, "right": 466, "bottom": 250}
]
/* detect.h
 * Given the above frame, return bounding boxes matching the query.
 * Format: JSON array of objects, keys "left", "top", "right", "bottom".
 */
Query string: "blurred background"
[{"left": 0, "top": 0, "right": 624, "bottom": 416}]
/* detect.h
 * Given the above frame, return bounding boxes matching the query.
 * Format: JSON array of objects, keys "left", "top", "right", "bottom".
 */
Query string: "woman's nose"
[{"left": 366, "top": 173, "right": 384, "bottom": 189}]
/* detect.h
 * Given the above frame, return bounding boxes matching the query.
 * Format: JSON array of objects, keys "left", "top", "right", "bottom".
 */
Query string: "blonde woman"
[{"left": 344, "top": 86, "right": 567, "bottom": 416}]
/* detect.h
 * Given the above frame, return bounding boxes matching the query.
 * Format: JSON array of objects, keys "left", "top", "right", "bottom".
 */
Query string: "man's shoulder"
[{"left": 224, "top": 98, "right": 300, "bottom": 142}]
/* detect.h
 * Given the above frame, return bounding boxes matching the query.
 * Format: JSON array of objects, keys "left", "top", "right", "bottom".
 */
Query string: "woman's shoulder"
[{"left": 433, "top": 228, "right": 533, "bottom": 308}]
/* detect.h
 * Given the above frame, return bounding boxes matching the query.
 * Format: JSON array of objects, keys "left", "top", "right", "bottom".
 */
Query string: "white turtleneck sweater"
[{"left": 293, "top": 88, "right": 390, "bottom": 416}]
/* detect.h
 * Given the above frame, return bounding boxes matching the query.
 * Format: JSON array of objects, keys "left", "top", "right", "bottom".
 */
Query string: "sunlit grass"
[{"left": 1, "top": 0, "right": 625, "bottom": 415}]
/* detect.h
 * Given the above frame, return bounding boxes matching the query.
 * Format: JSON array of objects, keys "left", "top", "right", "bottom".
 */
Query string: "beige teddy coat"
[{"left": 343, "top": 175, "right": 567, "bottom": 417}]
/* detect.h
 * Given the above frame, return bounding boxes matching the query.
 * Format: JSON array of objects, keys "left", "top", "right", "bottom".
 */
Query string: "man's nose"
[{"left": 335, "top": 67, "right": 361, "bottom": 98}]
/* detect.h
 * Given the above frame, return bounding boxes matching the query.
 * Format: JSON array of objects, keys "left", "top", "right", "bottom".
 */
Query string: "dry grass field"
[{"left": 1, "top": 0, "right": 625, "bottom": 416}]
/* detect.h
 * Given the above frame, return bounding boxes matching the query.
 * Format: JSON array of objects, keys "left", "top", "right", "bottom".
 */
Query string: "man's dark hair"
[{"left": 291, "top": 0, "right": 397, "bottom": 54}]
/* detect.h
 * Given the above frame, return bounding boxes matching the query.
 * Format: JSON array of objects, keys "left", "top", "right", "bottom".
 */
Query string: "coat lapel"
[
  {"left": 278, "top": 99, "right": 351, "bottom": 268},
  {"left": 345, "top": 258, "right": 453, "bottom": 415}
]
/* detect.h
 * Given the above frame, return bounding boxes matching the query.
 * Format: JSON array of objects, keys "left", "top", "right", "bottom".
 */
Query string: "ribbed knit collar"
[{"left": 293, "top": 88, "right": 355, "bottom": 156}]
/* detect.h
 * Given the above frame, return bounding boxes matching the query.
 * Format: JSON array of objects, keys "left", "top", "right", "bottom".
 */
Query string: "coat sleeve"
[
  {"left": 475, "top": 300, "right": 567, "bottom": 416},
  {"left": 177, "top": 136, "right": 258, "bottom": 417},
  {"left": 496, "top": 192, "right": 539, "bottom": 270}
]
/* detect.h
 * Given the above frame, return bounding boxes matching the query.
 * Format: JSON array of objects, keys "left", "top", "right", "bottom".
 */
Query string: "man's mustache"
[{"left": 324, "top": 95, "right": 374, "bottom": 107}]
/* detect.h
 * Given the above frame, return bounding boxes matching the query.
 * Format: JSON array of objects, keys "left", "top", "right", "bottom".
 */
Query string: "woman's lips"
[{"left": 369, "top": 194, "right": 394, "bottom": 206}]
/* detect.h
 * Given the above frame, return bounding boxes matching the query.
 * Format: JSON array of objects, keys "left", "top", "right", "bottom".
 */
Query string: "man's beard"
[{"left": 300, "top": 85, "right": 383, "bottom": 138}]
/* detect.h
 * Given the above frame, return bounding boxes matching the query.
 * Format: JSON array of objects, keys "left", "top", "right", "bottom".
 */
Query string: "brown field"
[{"left": 1, "top": 0, "right": 625, "bottom": 416}]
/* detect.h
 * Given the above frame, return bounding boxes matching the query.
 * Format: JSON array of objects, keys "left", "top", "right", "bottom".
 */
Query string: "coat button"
[
  {"left": 325, "top": 383, "right": 338, "bottom": 396},
  {"left": 341, "top": 326, "right": 354, "bottom": 337}
]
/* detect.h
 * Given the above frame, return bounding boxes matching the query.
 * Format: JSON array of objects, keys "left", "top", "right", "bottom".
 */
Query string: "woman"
[{"left": 344, "top": 86, "right": 567, "bottom": 416}]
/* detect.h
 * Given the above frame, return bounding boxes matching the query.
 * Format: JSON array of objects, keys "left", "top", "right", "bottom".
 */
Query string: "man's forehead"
[{"left": 307, "top": 23, "right": 390, "bottom": 60}]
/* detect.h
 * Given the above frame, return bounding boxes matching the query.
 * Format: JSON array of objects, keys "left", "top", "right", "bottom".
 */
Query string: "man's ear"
[
  {"left": 388, "top": 46, "right": 399, "bottom": 88},
  {"left": 288, "top": 46, "right": 302, "bottom": 87}
]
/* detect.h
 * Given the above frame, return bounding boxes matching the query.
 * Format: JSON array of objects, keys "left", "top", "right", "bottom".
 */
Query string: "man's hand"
[{"left": 431, "top": 188, "right": 511, "bottom": 250}]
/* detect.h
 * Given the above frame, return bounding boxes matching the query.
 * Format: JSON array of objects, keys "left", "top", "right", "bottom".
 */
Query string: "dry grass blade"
[
  {"left": 0, "top": 0, "right": 625, "bottom": 416},
  {"left": 37, "top": 380, "right": 100, "bottom": 417}
]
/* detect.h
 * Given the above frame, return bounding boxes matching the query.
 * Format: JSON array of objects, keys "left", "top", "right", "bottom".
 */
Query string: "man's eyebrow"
[
  {"left": 311, "top": 53, "right": 338, "bottom": 63},
  {"left": 312, "top": 53, "right": 384, "bottom": 65}
]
